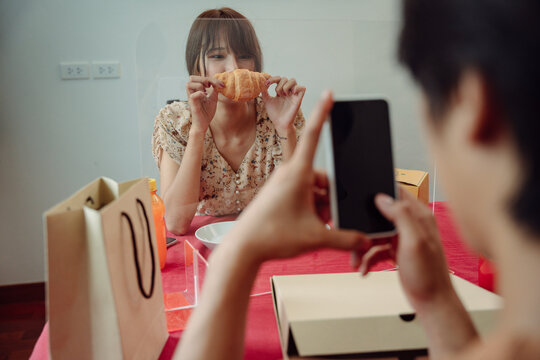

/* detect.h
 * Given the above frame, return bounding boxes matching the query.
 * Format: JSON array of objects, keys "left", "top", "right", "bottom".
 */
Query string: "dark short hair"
[
  {"left": 185, "top": 8, "right": 263, "bottom": 76},
  {"left": 399, "top": 0, "right": 540, "bottom": 235}
]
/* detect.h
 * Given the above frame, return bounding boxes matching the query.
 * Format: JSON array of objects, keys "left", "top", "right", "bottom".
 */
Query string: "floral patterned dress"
[{"left": 152, "top": 96, "right": 304, "bottom": 216}]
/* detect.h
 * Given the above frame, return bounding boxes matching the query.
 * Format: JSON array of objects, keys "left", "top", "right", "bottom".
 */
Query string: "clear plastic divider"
[{"left": 137, "top": 17, "right": 444, "bottom": 322}]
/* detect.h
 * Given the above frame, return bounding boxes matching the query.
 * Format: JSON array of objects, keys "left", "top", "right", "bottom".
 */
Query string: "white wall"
[{"left": 0, "top": 0, "right": 435, "bottom": 285}]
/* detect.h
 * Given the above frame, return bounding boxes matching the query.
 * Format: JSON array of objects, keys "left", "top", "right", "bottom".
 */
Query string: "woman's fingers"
[
  {"left": 275, "top": 77, "right": 288, "bottom": 96},
  {"left": 265, "top": 76, "right": 281, "bottom": 88},
  {"left": 265, "top": 76, "right": 305, "bottom": 98},
  {"left": 293, "top": 91, "right": 333, "bottom": 169},
  {"left": 282, "top": 78, "right": 297, "bottom": 95},
  {"left": 186, "top": 82, "right": 206, "bottom": 94},
  {"left": 293, "top": 85, "right": 306, "bottom": 98},
  {"left": 189, "top": 91, "right": 207, "bottom": 102},
  {"left": 188, "top": 75, "right": 225, "bottom": 89},
  {"left": 265, "top": 76, "right": 283, "bottom": 96},
  {"left": 209, "top": 78, "right": 226, "bottom": 89},
  {"left": 265, "top": 76, "right": 281, "bottom": 83},
  {"left": 188, "top": 85, "right": 218, "bottom": 102},
  {"left": 266, "top": 76, "right": 290, "bottom": 97}
]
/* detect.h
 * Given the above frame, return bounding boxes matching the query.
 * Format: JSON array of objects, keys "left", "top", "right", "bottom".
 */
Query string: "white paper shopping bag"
[{"left": 44, "top": 177, "right": 168, "bottom": 359}]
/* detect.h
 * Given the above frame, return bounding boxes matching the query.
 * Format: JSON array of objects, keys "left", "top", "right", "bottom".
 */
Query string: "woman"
[
  {"left": 176, "top": 0, "right": 540, "bottom": 359},
  {"left": 152, "top": 8, "right": 306, "bottom": 234}
]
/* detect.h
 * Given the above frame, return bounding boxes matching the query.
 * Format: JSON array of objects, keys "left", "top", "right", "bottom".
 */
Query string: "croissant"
[{"left": 214, "top": 69, "right": 271, "bottom": 102}]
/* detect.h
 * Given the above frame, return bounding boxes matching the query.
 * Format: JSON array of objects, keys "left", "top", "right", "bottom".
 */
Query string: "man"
[{"left": 176, "top": 1, "right": 540, "bottom": 358}]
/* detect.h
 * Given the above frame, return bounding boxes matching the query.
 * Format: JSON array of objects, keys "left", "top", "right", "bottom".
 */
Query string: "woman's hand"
[
  {"left": 186, "top": 76, "right": 225, "bottom": 133},
  {"left": 223, "top": 91, "right": 368, "bottom": 265},
  {"left": 355, "top": 188, "right": 455, "bottom": 310},
  {"left": 262, "top": 76, "right": 306, "bottom": 135}
]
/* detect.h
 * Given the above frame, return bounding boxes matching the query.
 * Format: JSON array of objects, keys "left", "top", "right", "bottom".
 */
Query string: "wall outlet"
[
  {"left": 60, "top": 62, "right": 90, "bottom": 80},
  {"left": 92, "top": 62, "right": 121, "bottom": 79}
]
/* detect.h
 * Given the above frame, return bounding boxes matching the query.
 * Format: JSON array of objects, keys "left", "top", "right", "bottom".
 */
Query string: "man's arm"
[{"left": 173, "top": 236, "right": 261, "bottom": 360}]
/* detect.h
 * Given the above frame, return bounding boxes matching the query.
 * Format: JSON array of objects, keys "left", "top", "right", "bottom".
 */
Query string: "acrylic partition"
[{"left": 136, "top": 17, "right": 445, "bottom": 329}]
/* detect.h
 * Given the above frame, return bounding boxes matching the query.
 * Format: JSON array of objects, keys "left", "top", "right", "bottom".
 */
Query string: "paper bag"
[{"left": 44, "top": 177, "right": 168, "bottom": 359}]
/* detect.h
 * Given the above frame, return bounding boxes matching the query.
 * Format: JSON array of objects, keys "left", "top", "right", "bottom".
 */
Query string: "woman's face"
[
  {"left": 199, "top": 34, "right": 256, "bottom": 102},
  {"left": 200, "top": 33, "right": 256, "bottom": 77}
]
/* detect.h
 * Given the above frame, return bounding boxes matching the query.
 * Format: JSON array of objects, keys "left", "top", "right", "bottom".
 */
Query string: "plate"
[{"left": 194, "top": 221, "right": 237, "bottom": 250}]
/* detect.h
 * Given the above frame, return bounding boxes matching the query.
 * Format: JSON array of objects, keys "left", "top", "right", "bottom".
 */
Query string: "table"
[{"left": 30, "top": 202, "right": 487, "bottom": 360}]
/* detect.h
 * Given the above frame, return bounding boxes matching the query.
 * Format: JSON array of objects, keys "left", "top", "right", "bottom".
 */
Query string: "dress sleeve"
[{"left": 152, "top": 101, "right": 192, "bottom": 169}]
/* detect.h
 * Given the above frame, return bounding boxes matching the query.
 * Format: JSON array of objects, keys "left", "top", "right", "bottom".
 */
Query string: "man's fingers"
[
  {"left": 313, "top": 170, "right": 329, "bottom": 189},
  {"left": 375, "top": 192, "right": 419, "bottom": 229},
  {"left": 374, "top": 192, "right": 429, "bottom": 248},
  {"left": 375, "top": 193, "right": 415, "bottom": 231},
  {"left": 397, "top": 186, "right": 432, "bottom": 218},
  {"left": 322, "top": 228, "right": 370, "bottom": 252},
  {"left": 293, "top": 91, "right": 333, "bottom": 168},
  {"left": 358, "top": 244, "right": 395, "bottom": 275}
]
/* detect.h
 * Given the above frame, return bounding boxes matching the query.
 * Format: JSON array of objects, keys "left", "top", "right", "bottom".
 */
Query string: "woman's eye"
[{"left": 209, "top": 54, "right": 224, "bottom": 59}]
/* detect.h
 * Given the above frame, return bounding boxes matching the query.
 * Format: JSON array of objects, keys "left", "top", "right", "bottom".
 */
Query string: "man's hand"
[{"left": 224, "top": 90, "right": 368, "bottom": 264}]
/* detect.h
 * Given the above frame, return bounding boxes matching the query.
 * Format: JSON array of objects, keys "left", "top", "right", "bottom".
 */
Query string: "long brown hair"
[{"left": 185, "top": 8, "right": 263, "bottom": 76}]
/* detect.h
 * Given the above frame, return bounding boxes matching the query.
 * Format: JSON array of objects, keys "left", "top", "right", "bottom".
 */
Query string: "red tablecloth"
[{"left": 30, "top": 202, "right": 484, "bottom": 360}]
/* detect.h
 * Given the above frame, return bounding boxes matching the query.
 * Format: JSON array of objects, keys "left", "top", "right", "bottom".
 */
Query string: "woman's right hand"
[{"left": 186, "top": 76, "right": 225, "bottom": 133}]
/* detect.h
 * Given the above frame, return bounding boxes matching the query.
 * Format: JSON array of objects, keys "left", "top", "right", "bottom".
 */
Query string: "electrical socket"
[
  {"left": 60, "top": 62, "right": 90, "bottom": 80},
  {"left": 92, "top": 62, "right": 121, "bottom": 79}
]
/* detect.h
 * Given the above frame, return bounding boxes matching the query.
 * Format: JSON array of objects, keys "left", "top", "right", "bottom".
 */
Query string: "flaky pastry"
[{"left": 214, "top": 69, "right": 271, "bottom": 102}]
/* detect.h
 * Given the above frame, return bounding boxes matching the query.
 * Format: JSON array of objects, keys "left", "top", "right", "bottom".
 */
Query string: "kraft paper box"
[
  {"left": 271, "top": 271, "right": 501, "bottom": 359},
  {"left": 395, "top": 168, "right": 429, "bottom": 204}
]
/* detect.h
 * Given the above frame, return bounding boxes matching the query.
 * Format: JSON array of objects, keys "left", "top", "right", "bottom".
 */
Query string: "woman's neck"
[{"left": 211, "top": 100, "right": 256, "bottom": 137}]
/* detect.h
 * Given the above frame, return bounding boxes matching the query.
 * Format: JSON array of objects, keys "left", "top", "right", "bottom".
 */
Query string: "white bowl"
[{"left": 194, "top": 221, "right": 236, "bottom": 250}]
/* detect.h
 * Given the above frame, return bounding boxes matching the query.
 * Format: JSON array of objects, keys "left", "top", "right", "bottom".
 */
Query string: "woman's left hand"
[{"left": 262, "top": 76, "right": 306, "bottom": 134}]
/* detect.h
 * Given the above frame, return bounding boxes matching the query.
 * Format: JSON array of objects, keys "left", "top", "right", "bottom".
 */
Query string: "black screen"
[{"left": 330, "top": 99, "right": 396, "bottom": 234}]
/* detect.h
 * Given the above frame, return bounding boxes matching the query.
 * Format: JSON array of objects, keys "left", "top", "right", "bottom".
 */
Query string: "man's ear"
[{"left": 458, "top": 70, "right": 506, "bottom": 145}]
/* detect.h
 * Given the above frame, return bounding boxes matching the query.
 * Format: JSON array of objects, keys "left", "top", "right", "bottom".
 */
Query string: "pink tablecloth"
[{"left": 31, "top": 202, "right": 484, "bottom": 360}]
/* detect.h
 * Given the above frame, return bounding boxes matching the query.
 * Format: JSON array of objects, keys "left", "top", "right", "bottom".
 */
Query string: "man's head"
[{"left": 399, "top": 0, "right": 540, "bottom": 250}]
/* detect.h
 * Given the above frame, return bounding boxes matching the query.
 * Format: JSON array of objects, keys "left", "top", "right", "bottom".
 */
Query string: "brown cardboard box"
[
  {"left": 271, "top": 271, "right": 501, "bottom": 359},
  {"left": 395, "top": 168, "right": 429, "bottom": 204}
]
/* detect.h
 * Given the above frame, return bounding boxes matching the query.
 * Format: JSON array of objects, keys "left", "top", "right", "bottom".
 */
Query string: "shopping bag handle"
[{"left": 120, "top": 199, "right": 156, "bottom": 299}]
